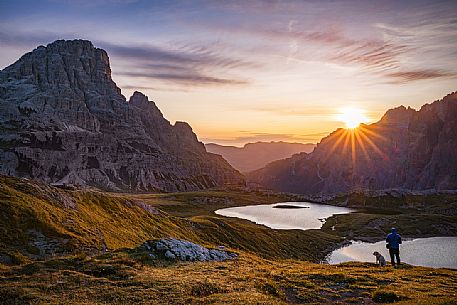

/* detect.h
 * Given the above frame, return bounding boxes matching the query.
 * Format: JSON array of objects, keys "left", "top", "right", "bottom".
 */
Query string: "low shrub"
[{"left": 372, "top": 290, "right": 401, "bottom": 303}]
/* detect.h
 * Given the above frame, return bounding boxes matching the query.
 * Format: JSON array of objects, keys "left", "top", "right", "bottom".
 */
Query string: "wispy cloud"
[
  {"left": 385, "top": 69, "right": 457, "bottom": 84},
  {"left": 185, "top": 1, "right": 457, "bottom": 84},
  {"left": 120, "top": 84, "right": 192, "bottom": 92},
  {"left": 330, "top": 41, "right": 409, "bottom": 73},
  {"left": 214, "top": 25, "right": 412, "bottom": 77},
  {"left": 118, "top": 71, "right": 248, "bottom": 86},
  {"left": 98, "top": 41, "right": 256, "bottom": 87},
  {"left": 0, "top": 29, "right": 257, "bottom": 87},
  {"left": 2, "top": 0, "right": 457, "bottom": 147}
]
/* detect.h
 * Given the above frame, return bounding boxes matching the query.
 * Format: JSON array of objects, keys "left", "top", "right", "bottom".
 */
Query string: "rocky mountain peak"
[
  {"left": 0, "top": 39, "right": 127, "bottom": 132},
  {"left": 379, "top": 105, "right": 416, "bottom": 126},
  {"left": 128, "top": 91, "right": 162, "bottom": 116},
  {"left": 173, "top": 121, "right": 203, "bottom": 151},
  {"left": 2, "top": 40, "right": 116, "bottom": 91},
  {"left": 419, "top": 92, "right": 457, "bottom": 121},
  {"left": 41, "top": 39, "right": 101, "bottom": 60},
  {"left": 174, "top": 121, "right": 193, "bottom": 133},
  {"left": 0, "top": 40, "right": 244, "bottom": 191},
  {"left": 129, "top": 91, "right": 149, "bottom": 104}
]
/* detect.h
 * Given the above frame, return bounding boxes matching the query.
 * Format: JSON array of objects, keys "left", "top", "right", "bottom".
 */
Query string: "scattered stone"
[
  {"left": 27, "top": 229, "right": 64, "bottom": 259},
  {"left": 164, "top": 250, "right": 176, "bottom": 260}
]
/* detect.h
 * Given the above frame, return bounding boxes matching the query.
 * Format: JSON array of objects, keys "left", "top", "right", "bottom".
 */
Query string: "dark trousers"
[{"left": 389, "top": 248, "right": 401, "bottom": 266}]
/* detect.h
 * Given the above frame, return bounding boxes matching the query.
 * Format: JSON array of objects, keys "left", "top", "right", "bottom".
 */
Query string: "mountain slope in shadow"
[{"left": 248, "top": 92, "right": 457, "bottom": 195}]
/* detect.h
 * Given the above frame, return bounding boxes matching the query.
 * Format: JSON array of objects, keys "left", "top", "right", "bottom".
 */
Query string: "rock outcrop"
[
  {"left": 139, "top": 239, "right": 237, "bottom": 262},
  {"left": 248, "top": 92, "right": 457, "bottom": 195},
  {"left": 0, "top": 40, "right": 244, "bottom": 192}
]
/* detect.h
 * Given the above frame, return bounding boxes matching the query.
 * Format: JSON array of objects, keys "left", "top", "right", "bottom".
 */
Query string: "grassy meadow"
[{"left": 0, "top": 175, "right": 456, "bottom": 304}]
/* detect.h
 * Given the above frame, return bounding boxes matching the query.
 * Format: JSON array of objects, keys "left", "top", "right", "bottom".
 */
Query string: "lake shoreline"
[
  {"left": 213, "top": 199, "right": 457, "bottom": 264},
  {"left": 326, "top": 237, "right": 457, "bottom": 269},
  {"left": 113, "top": 186, "right": 457, "bottom": 264},
  {"left": 215, "top": 202, "right": 356, "bottom": 231}
]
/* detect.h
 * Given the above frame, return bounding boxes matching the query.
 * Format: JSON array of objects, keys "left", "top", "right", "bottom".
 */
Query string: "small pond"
[{"left": 215, "top": 202, "right": 355, "bottom": 230}]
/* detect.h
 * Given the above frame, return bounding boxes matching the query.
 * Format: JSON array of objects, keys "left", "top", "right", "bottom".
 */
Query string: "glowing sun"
[{"left": 337, "top": 107, "right": 369, "bottom": 129}]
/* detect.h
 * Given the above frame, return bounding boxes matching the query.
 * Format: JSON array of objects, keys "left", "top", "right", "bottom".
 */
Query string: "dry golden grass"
[
  {"left": 1, "top": 175, "right": 457, "bottom": 304},
  {"left": 0, "top": 251, "right": 456, "bottom": 304}
]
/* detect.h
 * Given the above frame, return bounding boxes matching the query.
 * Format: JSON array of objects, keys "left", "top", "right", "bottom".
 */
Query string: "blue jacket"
[{"left": 386, "top": 229, "right": 402, "bottom": 249}]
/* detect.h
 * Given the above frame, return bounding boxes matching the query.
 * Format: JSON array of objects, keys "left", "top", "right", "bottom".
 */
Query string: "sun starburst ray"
[
  {"left": 350, "top": 130, "right": 357, "bottom": 168},
  {"left": 358, "top": 125, "right": 388, "bottom": 142},
  {"left": 354, "top": 129, "right": 370, "bottom": 161},
  {"left": 357, "top": 129, "right": 388, "bottom": 160}
]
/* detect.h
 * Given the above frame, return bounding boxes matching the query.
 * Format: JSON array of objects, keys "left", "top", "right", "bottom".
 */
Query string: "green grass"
[
  {"left": 327, "top": 191, "right": 457, "bottom": 213},
  {"left": 322, "top": 190, "right": 457, "bottom": 242},
  {"left": 322, "top": 212, "right": 457, "bottom": 242},
  {"left": 1, "top": 175, "right": 457, "bottom": 304},
  {"left": 0, "top": 175, "right": 191, "bottom": 261},
  {"left": 0, "top": 175, "right": 341, "bottom": 263},
  {"left": 114, "top": 188, "right": 295, "bottom": 218}
]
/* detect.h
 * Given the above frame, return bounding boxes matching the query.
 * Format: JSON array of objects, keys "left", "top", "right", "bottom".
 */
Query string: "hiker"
[{"left": 386, "top": 228, "right": 402, "bottom": 266}]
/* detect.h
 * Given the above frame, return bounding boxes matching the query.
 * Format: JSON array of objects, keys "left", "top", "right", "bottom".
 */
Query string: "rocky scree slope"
[
  {"left": 248, "top": 92, "right": 457, "bottom": 195},
  {"left": 0, "top": 39, "right": 244, "bottom": 192}
]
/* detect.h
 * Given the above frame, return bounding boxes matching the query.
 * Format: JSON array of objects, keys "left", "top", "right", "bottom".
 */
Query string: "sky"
[{"left": 1, "top": 0, "right": 457, "bottom": 146}]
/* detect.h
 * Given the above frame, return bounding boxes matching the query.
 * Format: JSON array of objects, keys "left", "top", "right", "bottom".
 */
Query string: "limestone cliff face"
[
  {"left": 248, "top": 92, "right": 457, "bottom": 195},
  {"left": 0, "top": 39, "right": 244, "bottom": 192}
]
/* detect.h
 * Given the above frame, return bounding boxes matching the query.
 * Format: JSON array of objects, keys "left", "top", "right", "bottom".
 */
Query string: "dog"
[{"left": 373, "top": 251, "right": 387, "bottom": 267}]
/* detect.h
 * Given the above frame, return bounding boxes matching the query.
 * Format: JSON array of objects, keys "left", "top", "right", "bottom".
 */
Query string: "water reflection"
[
  {"left": 215, "top": 202, "right": 355, "bottom": 230},
  {"left": 326, "top": 237, "right": 457, "bottom": 269}
]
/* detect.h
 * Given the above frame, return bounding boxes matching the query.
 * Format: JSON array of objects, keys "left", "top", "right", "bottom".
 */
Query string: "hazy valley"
[{"left": 205, "top": 142, "right": 315, "bottom": 173}]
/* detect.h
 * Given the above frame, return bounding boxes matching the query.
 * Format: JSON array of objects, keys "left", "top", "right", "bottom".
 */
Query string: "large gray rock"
[
  {"left": 0, "top": 40, "right": 244, "bottom": 192},
  {"left": 248, "top": 92, "right": 457, "bottom": 195},
  {"left": 140, "top": 239, "right": 237, "bottom": 262}
]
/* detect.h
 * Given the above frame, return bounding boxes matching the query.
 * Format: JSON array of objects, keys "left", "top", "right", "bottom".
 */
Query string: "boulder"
[{"left": 139, "top": 239, "right": 237, "bottom": 262}]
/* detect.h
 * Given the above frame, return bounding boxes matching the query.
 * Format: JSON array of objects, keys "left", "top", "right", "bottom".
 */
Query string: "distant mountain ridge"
[
  {"left": 0, "top": 39, "right": 244, "bottom": 192},
  {"left": 205, "top": 141, "right": 315, "bottom": 173},
  {"left": 248, "top": 92, "right": 457, "bottom": 195}
]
